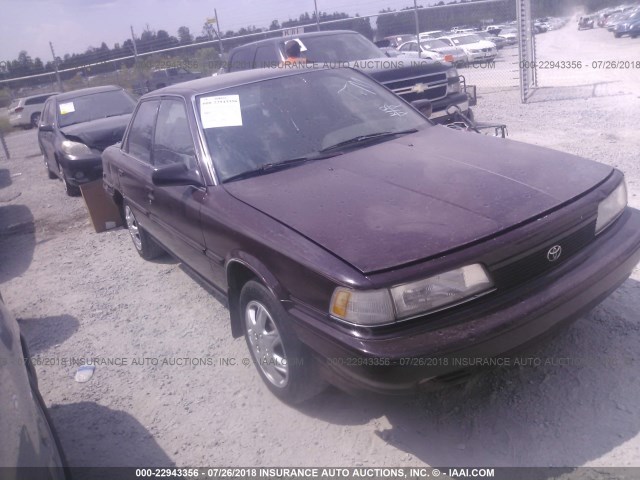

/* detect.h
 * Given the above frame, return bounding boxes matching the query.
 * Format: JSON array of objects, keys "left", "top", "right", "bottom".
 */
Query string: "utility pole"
[
  {"left": 130, "top": 25, "right": 138, "bottom": 67},
  {"left": 414, "top": 0, "right": 421, "bottom": 58},
  {"left": 214, "top": 9, "right": 224, "bottom": 55},
  {"left": 49, "top": 41, "right": 63, "bottom": 91},
  {"left": 314, "top": 0, "right": 320, "bottom": 31}
]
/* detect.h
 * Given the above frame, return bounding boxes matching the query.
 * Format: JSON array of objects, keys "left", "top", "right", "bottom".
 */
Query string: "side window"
[
  {"left": 153, "top": 99, "right": 196, "bottom": 169},
  {"left": 399, "top": 43, "right": 412, "bottom": 52},
  {"left": 40, "top": 101, "right": 50, "bottom": 126},
  {"left": 229, "top": 48, "right": 255, "bottom": 72},
  {"left": 127, "top": 100, "right": 160, "bottom": 164},
  {"left": 25, "top": 97, "right": 41, "bottom": 106},
  {"left": 43, "top": 100, "right": 55, "bottom": 125},
  {"left": 254, "top": 46, "right": 279, "bottom": 68}
]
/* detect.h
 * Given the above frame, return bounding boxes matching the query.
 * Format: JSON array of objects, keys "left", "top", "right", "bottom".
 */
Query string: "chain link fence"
[{"left": 4, "top": 0, "right": 616, "bottom": 111}]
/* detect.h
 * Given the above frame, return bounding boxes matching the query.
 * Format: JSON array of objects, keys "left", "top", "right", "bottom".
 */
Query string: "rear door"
[
  {"left": 117, "top": 99, "right": 164, "bottom": 239},
  {"left": 38, "top": 99, "right": 56, "bottom": 163}
]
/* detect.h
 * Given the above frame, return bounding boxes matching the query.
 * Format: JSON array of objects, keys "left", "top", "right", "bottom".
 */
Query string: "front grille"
[
  {"left": 396, "top": 86, "right": 448, "bottom": 103},
  {"left": 489, "top": 220, "right": 596, "bottom": 289},
  {"left": 385, "top": 73, "right": 449, "bottom": 102}
]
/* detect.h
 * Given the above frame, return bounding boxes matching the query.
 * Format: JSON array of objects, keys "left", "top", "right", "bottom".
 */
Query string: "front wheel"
[
  {"left": 124, "top": 202, "right": 164, "bottom": 260},
  {"left": 240, "top": 280, "right": 326, "bottom": 404},
  {"left": 58, "top": 163, "right": 80, "bottom": 196}
]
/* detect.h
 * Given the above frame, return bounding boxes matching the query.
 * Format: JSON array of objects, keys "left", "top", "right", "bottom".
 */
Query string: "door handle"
[
  {"left": 117, "top": 168, "right": 125, "bottom": 177},
  {"left": 146, "top": 188, "right": 155, "bottom": 203}
]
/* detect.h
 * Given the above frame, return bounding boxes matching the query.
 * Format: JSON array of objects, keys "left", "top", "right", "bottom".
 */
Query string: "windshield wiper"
[
  {"left": 319, "top": 129, "right": 418, "bottom": 153},
  {"left": 223, "top": 151, "right": 342, "bottom": 183}
]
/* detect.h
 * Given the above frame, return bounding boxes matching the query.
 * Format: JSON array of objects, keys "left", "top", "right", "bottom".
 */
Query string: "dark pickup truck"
[{"left": 224, "top": 30, "right": 475, "bottom": 122}]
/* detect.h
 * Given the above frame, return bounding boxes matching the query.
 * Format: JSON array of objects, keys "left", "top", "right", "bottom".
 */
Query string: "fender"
[{"left": 225, "top": 251, "right": 288, "bottom": 338}]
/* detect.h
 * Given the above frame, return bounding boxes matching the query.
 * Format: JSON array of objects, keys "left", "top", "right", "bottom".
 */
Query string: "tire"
[
  {"left": 240, "top": 280, "right": 326, "bottom": 404},
  {"left": 58, "top": 162, "right": 80, "bottom": 196},
  {"left": 31, "top": 112, "right": 41, "bottom": 128},
  {"left": 614, "top": 33, "right": 622, "bottom": 38},
  {"left": 44, "top": 155, "right": 57, "bottom": 179},
  {"left": 123, "top": 202, "right": 164, "bottom": 260}
]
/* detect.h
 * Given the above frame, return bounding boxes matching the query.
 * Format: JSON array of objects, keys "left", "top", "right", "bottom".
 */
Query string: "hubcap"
[
  {"left": 245, "top": 300, "right": 289, "bottom": 388},
  {"left": 124, "top": 205, "right": 143, "bottom": 251}
]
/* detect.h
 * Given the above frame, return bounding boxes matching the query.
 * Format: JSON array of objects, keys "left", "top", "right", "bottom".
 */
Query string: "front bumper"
[
  {"left": 59, "top": 155, "right": 103, "bottom": 187},
  {"left": 9, "top": 115, "right": 27, "bottom": 127},
  {"left": 429, "top": 92, "right": 470, "bottom": 121},
  {"left": 291, "top": 207, "right": 640, "bottom": 395}
]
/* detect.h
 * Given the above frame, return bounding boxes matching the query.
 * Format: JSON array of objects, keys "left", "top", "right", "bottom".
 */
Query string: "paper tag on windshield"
[
  {"left": 200, "top": 95, "right": 242, "bottom": 128},
  {"left": 59, "top": 102, "right": 75, "bottom": 115}
]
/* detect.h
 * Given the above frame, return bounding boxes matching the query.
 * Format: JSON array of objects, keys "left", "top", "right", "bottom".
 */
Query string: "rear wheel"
[
  {"left": 240, "top": 280, "right": 326, "bottom": 404},
  {"left": 124, "top": 202, "right": 164, "bottom": 260}
]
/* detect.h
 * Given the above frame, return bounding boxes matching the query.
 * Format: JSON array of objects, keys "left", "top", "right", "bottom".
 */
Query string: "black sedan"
[
  {"left": 102, "top": 67, "right": 640, "bottom": 403},
  {"left": 38, "top": 85, "right": 135, "bottom": 196}
]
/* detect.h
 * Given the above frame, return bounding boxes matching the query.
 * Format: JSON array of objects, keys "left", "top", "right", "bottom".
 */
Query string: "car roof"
[
  {"left": 142, "top": 67, "right": 328, "bottom": 98},
  {"left": 52, "top": 85, "right": 123, "bottom": 102},
  {"left": 229, "top": 30, "right": 362, "bottom": 51}
]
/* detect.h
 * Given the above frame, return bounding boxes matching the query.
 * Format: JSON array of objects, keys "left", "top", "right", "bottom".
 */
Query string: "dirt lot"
[{"left": 1, "top": 25, "right": 640, "bottom": 469}]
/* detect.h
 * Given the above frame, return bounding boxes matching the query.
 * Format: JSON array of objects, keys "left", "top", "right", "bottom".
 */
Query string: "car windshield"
[
  {"left": 198, "top": 68, "right": 429, "bottom": 182},
  {"left": 57, "top": 90, "right": 136, "bottom": 128},
  {"left": 421, "top": 39, "right": 450, "bottom": 49},
  {"left": 291, "top": 33, "right": 384, "bottom": 63},
  {"left": 451, "top": 35, "right": 483, "bottom": 45}
]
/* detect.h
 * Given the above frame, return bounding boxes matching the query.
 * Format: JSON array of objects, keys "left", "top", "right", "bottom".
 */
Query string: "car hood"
[
  {"left": 60, "top": 114, "right": 131, "bottom": 152},
  {"left": 347, "top": 56, "right": 450, "bottom": 81},
  {"left": 224, "top": 126, "right": 612, "bottom": 274},
  {"left": 430, "top": 46, "right": 465, "bottom": 56}
]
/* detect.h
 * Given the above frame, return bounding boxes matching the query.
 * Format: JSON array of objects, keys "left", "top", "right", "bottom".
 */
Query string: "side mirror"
[
  {"left": 411, "top": 99, "right": 433, "bottom": 118},
  {"left": 39, "top": 124, "right": 54, "bottom": 132},
  {"left": 152, "top": 162, "right": 203, "bottom": 187}
]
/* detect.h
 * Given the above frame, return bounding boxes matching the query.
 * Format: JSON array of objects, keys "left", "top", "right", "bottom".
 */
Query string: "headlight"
[
  {"left": 391, "top": 264, "right": 493, "bottom": 319},
  {"left": 446, "top": 67, "right": 459, "bottom": 79},
  {"left": 61, "top": 140, "right": 91, "bottom": 157},
  {"left": 330, "top": 287, "right": 394, "bottom": 326},
  {"left": 595, "top": 181, "right": 627, "bottom": 234},
  {"left": 330, "top": 264, "right": 494, "bottom": 326}
]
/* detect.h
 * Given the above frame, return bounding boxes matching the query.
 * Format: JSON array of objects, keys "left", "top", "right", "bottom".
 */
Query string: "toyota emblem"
[{"left": 546, "top": 245, "right": 562, "bottom": 262}]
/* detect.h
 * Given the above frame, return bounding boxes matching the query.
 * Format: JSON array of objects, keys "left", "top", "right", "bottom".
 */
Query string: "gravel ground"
[{"left": 1, "top": 25, "right": 640, "bottom": 469}]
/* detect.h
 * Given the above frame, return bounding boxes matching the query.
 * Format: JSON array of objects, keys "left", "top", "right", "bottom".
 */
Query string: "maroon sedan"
[{"left": 102, "top": 67, "right": 640, "bottom": 403}]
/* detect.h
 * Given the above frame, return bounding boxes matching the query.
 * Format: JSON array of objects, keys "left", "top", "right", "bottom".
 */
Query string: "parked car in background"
[
  {"left": 378, "top": 34, "right": 416, "bottom": 48},
  {"left": 613, "top": 10, "right": 640, "bottom": 37},
  {"left": 8, "top": 92, "right": 59, "bottom": 129},
  {"left": 103, "top": 67, "right": 640, "bottom": 403},
  {"left": 419, "top": 30, "right": 448, "bottom": 39},
  {"left": 38, "top": 85, "right": 135, "bottom": 196},
  {"left": 497, "top": 28, "right": 518, "bottom": 44},
  {"left": 475, "top": 31, "right": 508, "bottom": 49},
  {"left": 438, "top": 33, "right": 498, "bottom": 62},
  {"left": 146, "top": 67, "right": 201, "bottom": 92},
  {"left": 397, "top": 39, "right": 468, "bottom": 66},
  {"left": 0, "top": 291, "right": 67, "bottom": 476},
  {"left": 224, "top": 30, "right": 472, "bottom": 122},
  {"left": 578, "top": 16, "right": 595, "bottom": 30}
]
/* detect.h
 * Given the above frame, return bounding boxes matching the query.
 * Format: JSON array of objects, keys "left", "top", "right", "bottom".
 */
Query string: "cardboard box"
[{"left": 80, "top": 180, "right": 123, "bottom": 233}]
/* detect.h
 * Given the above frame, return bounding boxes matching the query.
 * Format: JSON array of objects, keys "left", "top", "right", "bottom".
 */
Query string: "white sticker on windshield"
[
  {"left": 200, "top": 95, "right": 242, "bottom": 128},
  {"left": 59, "top": 102, "right": 75, "bottom": 115}
]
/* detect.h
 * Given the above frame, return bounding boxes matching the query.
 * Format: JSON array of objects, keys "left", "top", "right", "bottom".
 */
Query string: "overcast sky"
[{"left": 0, "top": 0, "right": 424, "bottom": 61}]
